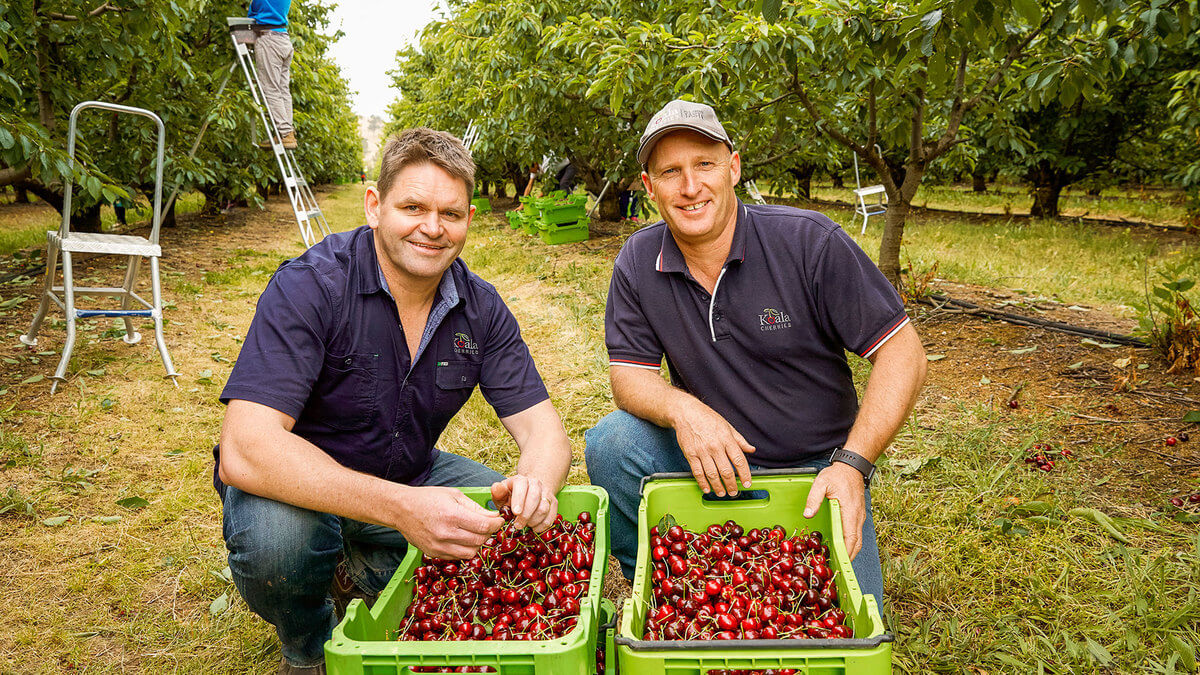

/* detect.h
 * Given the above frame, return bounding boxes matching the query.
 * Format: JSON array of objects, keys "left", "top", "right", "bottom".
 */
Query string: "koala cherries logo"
[
  {"left": 758, "top": 307, "right": 792, "bottom": 331},
  {"left": 453, "top": 332, "right": 479, "bottom": 354}
]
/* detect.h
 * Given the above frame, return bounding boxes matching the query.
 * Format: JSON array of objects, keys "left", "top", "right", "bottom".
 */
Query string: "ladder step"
[{"left": 75, "top": 309, "right": 153, "bottom": 318}]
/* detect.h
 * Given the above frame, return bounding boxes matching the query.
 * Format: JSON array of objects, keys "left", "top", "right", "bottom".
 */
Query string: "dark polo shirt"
[
  {"left": 216, "top": 225, "right": 549, "bottom": 494},
  {"left": 605, "top": 201, "right": 908, "bottom": 466}
]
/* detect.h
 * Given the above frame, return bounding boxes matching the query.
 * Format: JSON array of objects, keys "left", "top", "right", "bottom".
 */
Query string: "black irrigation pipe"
[{"left": 920, "top": 293, "right": 1150, "bottom": 348}]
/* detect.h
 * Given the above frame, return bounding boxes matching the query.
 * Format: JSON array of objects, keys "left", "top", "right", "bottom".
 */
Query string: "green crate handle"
[{"left": 638, "top": 467, "right": 819, "bottom": 497}]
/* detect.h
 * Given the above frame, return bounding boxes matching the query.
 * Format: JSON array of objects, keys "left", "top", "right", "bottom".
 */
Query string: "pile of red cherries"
[{"left": 643, "top": 520, "right": 853, "bottom": 641}]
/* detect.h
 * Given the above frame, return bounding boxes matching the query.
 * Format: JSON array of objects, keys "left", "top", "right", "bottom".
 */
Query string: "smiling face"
[
  {"left": 365, "top": 162, "right": 474, "bottom": 290},
  {"left": 642, "top": 130, "right": 741, "bottom": 247}
]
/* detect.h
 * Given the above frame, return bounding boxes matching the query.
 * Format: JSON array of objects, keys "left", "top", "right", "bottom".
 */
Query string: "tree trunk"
[
  {"left": 158, "top": 198, "right": 177, "bottom": 228},
  {"left": 14, "top": 187, "right": 30, "bottom": 203},
  {"left": 598, "top": 190, "right": 620, "bottom": 220},
  {"left": 1029, "top": 178, "right": 1062, "bottom": 219},
  {"left": 972, "top": 171, "right": 987, "bottom": 193},
  {"left": 788, "top": 165, "right": 814, "bottom": 199},
  {"left": 830, "top": 173, "right": 844, "bottom": 189},
  {"left": 71, "top": 203, "right": 103, "bottom": 233},
  {"left": 480, "top": 181, "right": 490, "bottom": 197},
  {"left": 495, "top": 181, "right": 508, "bottom": 199},
  {"left": 877, "top": 199, "right": 908, "bottom": 287}
]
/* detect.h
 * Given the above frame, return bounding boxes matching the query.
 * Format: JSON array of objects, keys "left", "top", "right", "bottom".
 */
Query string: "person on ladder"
[{"left": 248, "top": 0, "right": 297, "bottom": 149}]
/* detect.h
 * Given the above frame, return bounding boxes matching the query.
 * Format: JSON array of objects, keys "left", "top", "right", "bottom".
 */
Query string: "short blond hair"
[{"left": 377, "top": 127, "right": 475, "bottom": 200}]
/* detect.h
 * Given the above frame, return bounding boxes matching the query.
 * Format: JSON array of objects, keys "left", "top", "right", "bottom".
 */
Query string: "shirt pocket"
[
  {"left": 434, "top": 360, "right": 481, "bottom": 410},
  {"left": 310, "top": 352, "right": 378, "bottom": 431}
]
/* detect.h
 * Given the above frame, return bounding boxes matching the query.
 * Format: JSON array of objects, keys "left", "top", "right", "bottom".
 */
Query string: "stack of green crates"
[
  {"left": 325, "top": 486, "right": 610, "bottom": 674},
  {"left": 533, "top": 193, "right": 589, "bottom": 245},
  {"left": 615, "top": 470, "right": 894, "bottom": 674}
]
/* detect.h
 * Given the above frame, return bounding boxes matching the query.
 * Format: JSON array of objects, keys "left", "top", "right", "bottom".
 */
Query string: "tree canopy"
[{"left": 0, "top": 0, "right": 360, "bottom": 231}]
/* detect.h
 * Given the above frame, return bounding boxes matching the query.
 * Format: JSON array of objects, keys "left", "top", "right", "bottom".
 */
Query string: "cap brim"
[{"left": 637, "top": 124, "right": 732, "bottom": 166}]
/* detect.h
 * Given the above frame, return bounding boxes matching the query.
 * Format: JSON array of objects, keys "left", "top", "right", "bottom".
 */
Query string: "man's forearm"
[
  {"left": 501, "top": 399, "right": 571, "bottom": 491},
  {"left": 610, "top": 364, "right": 698, "bottom": 429},
  {"left": 843, "top": 324, "right": 927, "bottom": 463},
  {"left": 219, "top": 402, "right": 413, "bottom": 528}
]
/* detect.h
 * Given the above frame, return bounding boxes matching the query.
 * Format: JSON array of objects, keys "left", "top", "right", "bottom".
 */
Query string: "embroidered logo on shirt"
[
  {"left": 453, "top": 332, "right": 479, "bottom": 354},
  {"left": 759, "top": 307, "right": 792, "bottom": 331}
]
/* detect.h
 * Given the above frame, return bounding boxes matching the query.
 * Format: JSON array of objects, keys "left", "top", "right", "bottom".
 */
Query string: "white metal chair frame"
[
  {"left": 853, "top": 145, "right": 888, "bottom": 234},
  {"left": 20, "top": 101, "right": 179, "bottom": 393}
]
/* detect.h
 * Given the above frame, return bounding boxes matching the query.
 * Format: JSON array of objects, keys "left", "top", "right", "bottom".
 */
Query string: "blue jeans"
[
  {"left": 584, "top": 410, "right": 885, "bottom": 604},
  {"left": 222, "top": 451, "right": 502, "bottom": 668}
]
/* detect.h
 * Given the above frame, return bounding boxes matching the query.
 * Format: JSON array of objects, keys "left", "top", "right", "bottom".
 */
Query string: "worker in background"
[{"left": 248, "top": 0, "right": 297, "bottom": 149}]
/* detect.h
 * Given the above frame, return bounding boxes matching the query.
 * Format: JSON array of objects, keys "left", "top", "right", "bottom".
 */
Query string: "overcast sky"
[{"left": 326, "top": 1, "right": 442, "bottom": 119}]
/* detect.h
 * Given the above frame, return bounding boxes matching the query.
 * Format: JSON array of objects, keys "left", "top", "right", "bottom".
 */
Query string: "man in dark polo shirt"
[
  {"left": 585, "top": 100, "right": 927, "bottom": 605},
  {"left": 216, "top": 128, "right": 571, "bottom": 674}
]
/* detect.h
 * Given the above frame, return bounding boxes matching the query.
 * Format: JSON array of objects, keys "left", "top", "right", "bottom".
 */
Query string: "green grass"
[
  {"left": 1, "top": 184, "right": 1198, "bottom": 673},
  {"left": 0, "top": 192, "right": 207, "bottom": 257},
  {"left": 804, "top": 180, "right": 1189, "bottom": 226}
]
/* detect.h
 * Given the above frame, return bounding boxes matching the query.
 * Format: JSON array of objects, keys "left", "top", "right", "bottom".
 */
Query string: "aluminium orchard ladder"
[
  {"left": 227, "top": 17, "right": 330, "bottom": 248},
  {"left": 20, "top": 101, "right": 179, "bottom": 394},
  {"left": 853, "top": 145, "right": 888, "bottom": 234},
  {"left": 744, "top": 179, "right": 768, "bottom": 205}
]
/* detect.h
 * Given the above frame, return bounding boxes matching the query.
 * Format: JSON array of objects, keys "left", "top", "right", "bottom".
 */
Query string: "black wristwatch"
[{"left": 830, "top": 447, "right": 876, "bottom": 487}]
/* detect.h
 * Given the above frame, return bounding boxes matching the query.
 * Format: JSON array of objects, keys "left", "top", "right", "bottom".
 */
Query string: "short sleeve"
[
  {"left": 809, "top": 226, "right": 909, "bottom": 358},
  {"left": 478, "top": 295, "right": 550, "bottom": 418},
  {"left": 220, "top": 263, "right": 332, "bottom": 418},
  {"left": 604, "top": 254, "right": 665, "bottom": 370}
]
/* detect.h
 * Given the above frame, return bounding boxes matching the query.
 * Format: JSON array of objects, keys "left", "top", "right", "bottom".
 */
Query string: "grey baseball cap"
[{"left": 637, "top": 99, "right": 733, "bottom": 167}]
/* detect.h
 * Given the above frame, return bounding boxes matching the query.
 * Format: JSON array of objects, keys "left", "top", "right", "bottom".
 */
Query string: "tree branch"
[
  {"left": 963, "top": 22, "right": 1049, "bottom": 112},
  {"left": 867, "top": 79, "right": 878, "bottom": 151},
  {"left": 745, "top": 141, "right": 806, "bottom": 168},
  {"left": 46, "top": 1, "right": 127, "bottom": 20},
  {"left": 750, "top": 90, "right": 797, "bottom": 112},
  {"left": 0, "top": 164, "right": 32, "bottom": 188}
]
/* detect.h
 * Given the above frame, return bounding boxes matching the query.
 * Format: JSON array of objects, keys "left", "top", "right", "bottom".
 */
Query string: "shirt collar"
[{"left": 656, "top": 200, "right": 749, "bottom": 273}]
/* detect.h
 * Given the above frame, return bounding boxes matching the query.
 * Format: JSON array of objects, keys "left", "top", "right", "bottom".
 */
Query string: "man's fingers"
[
  {"left": 714, "top": 454, "right": 740, "bottom": 496},
  {"left": 804, "top": 476, "right": 827, "bottom": 518},
  {"left": 510, "top": 479, "right": 529, "bottom": 525},
  {"left": 517, "top": 481, "right": 542, "bottom": 528},
  {"left": 698, "top": 454, "right": 724, "bottom": 497},
  {"left": 490, "top": 480, "right": 511, "bottom": 506},
  {"left": 732, "top": 429, "right": 756, "bottom": 455},
  {"left": 685, "top": 455, "right": 713, "bottom": 494},
  {"left": 844, "top": 509, "right": 862, "bottom": 561},
  {"left": 530, "top": 495, "right": 556, "bottom": 532},
  {"left": 727, "top": 447, "right": 753, "bottom": 490}
]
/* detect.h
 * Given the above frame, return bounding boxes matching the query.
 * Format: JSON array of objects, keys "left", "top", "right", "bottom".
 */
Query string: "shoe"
[
  {"left": 277, "top": 657, "right": 325, "bottom": 674},
  {"left": 331, "top": 553, "right": 377, "bottom": 620},
  {"left": 281, "top": 132, "right": 298, "bottom": 149}
]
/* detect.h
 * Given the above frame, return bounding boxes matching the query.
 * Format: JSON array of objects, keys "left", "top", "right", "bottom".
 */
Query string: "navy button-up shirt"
[
  {"left": 216, "top": 225, "right": 549, "bottom": 493},
  {"left": 605, "top": 202, "right": 908, "bottom": 466}
]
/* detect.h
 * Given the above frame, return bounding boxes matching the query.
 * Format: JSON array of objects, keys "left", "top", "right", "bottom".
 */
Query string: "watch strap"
[{"left": 830, "top": 447, "right": 875, "bottom": 487}]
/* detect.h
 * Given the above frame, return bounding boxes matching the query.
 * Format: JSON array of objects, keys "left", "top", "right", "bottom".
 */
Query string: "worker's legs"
[
  {"left": 254, "top": 30, "right": 295, "bottom": 136},
  {"left": 223, "top": 452, "right": 503, "bottom": 667}
]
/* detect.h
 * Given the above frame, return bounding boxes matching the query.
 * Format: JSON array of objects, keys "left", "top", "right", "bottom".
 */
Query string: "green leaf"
[
  {"left": 1085, "top": 638, "right": 1113, "bottom": 665},
  {"left": 760, "top": 0, "right": 783, "bottom": 22},
  {"left": 21, "top": 374, "right": 44, "bottom": 384},
  {"left": 86, "top": 369, "right": 105, "bottom": 377},
  {"left": 926, "top": 354, "right": 946, "bottom": 361},
  {"left": 92, "top": 515, "right": 122, "bottom": 524},
  {"left": 1183, "top": 411, "right": 1200, "bottom": 423},
  {"left": 1067, "top": 361, "right": 1084, "bottom": 369},
  {"left": 1012, "top": 0, "right": 1042, "bottom": 24},
  {"left": 116, "top": 496, "right": 149, "bottom": 510},
  {"left": 43, "top": 516, "right": 70, "bottom": 527},
  {"left": 920, "top": 10, "right": 942, "bottom": 30},
  {"left": 209, "top": 592, "right": 229, "bottom": 616},
  {"left": 1010, "top": 346, "right": 1037, "bottom": 354},
  {"left": 1169, "top": 634, "right": 1198, "bottom": 672},
  {"left": 656, "top": 513, "right": 676, "bottom": 534}
]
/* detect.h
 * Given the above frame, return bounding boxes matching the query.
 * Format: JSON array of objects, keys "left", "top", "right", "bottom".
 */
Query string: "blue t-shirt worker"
[
  {"left": 584, "top": 100, "right": 927, "bottom": 607},
  {"left": 217, "top": 128, "right": 571, "bottom": 675},
  {"left": 247, "top": 0, "right": 298, "bottom": 148}
]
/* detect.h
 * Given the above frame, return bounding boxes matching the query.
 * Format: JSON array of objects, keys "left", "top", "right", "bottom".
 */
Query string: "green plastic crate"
[
  {"left": 538, "top": 222, "right": 589, "bottom": 245},
  {"left": 598, "top": 599, "right": 616, "bottom": 675},
  {"left": 506, "top": 210, "right": 523, "bottom": 229},
  {"left": 521, "top": 212, "right": 540, "bottom": 236},
  {"left": 326, "top": 486, "right": 611, "bottom": 675},
  {"left": 615, "top": 470, "right": 893, "bottom": 675},
  {"left": 538, "top": 195, "right": 587, "bottom": 226},
  {"left": 471, "top": 196, "right": 492, "bottom": 213}
]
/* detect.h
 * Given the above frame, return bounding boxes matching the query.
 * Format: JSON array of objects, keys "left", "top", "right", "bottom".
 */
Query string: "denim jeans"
[
  {"left": 222, "top": 451, "right": 502, "bottom": 668},
  {"left": 584, "top": 410, "right": 885, "bottom": 604}
]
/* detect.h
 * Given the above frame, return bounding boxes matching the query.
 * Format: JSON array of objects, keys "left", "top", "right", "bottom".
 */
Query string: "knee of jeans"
[
  {"left": 226, "top": 496, "right": 339, "bottom": 584},
  {"left": 584, "top": 411, "right": 632, "bottom": 482}
]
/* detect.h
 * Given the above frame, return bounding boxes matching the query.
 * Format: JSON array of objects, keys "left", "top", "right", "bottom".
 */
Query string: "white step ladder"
[
  {"left": 227, "top": 17, "right": 331, "bottom": 248},
  {"left": 853, "top": 145, "right": 888, "bottom": 234},
  {"left": 745, "top": 180, "right": 768, "bottom": 205},
  {"left": 20, "top": 101, "right": 179, "bottom": 393}
]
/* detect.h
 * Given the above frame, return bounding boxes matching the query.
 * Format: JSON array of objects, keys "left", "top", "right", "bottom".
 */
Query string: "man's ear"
[
  {"left": 641, "top": 171, "right": 654, "bottom": 200},
  {"left": 729, "top": 150, "right": 741, "bottom": 187},
  {"left": 365, "top": 185, "right": 380, "bottom": 229}
]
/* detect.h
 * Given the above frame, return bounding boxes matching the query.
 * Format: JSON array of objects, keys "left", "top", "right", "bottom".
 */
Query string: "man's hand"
[
  {"left": 491, "top": 475, "right": 558, "bottom": 532},
  {"left": 671, "top": 402, "right": 755, "bottom": 497},
  {"left": 803, "top": 462, "right": 866, "bottom": 560},
  {"left": 395, "top": 486, "right": 504, "bottom": 560}
]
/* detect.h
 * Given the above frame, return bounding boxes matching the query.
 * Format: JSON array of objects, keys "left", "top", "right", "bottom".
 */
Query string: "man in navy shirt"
[
  {"left": 218, "top": 128, "right": 571, "bottom": 674},
  {"left": 585, "top": 100, "right": 927, "bottom": 606},
  {"left": 247, "top": 0, "right": 297, "bottom": 148}
]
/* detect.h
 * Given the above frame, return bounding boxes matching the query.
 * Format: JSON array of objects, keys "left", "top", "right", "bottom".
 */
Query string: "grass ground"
[{"left": 0, "top": 185, "right": 1197, "bottom": 673}]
